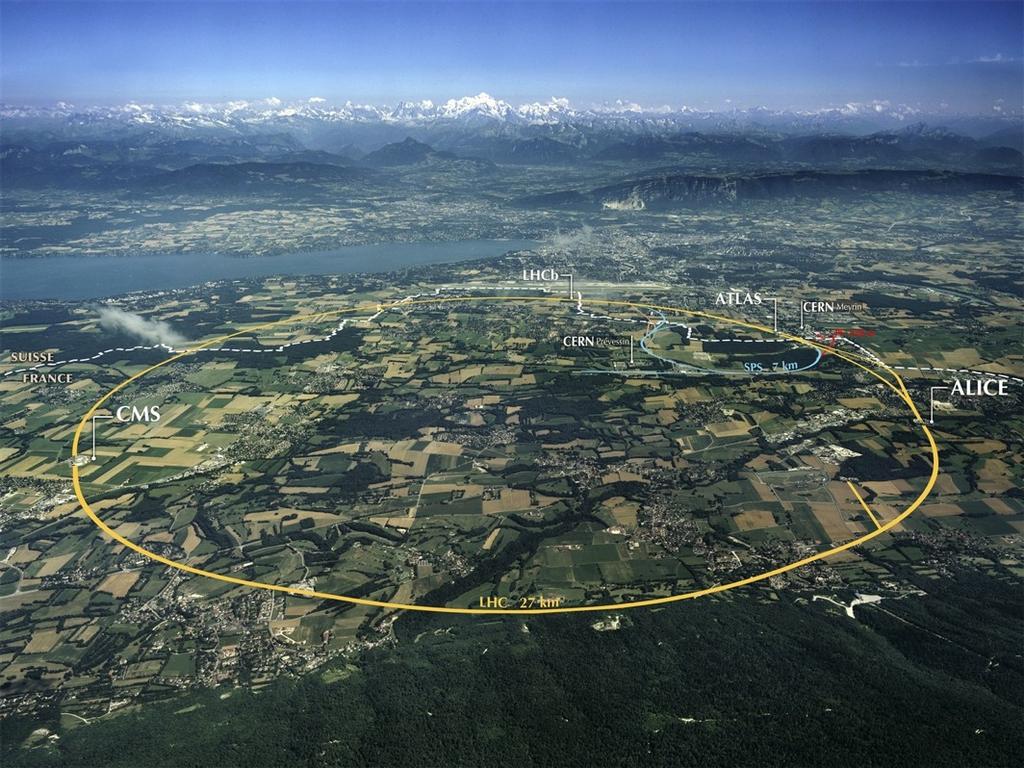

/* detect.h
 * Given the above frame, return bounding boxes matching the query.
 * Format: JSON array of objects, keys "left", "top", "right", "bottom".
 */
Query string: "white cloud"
[
  {"left": 547, "top": 225, "right": 594, "bottom": 251},
  {"left": 96, "top": 306, "right": 188, "bottom": 348},
  {"left": 971, "top": 53, "right": 1020, "bottom": 63}
]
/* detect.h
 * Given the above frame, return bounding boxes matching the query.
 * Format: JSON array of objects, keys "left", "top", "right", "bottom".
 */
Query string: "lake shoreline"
[{"left": 0, "top": 239, "right": 536, "bottom": 302}]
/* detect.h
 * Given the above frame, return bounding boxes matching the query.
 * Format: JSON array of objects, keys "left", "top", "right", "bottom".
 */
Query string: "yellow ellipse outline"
[{"left": 72, "top": 295, "right": 939, "bottom": 614}]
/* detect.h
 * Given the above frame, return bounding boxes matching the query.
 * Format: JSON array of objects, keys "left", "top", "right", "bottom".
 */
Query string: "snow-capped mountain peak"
[
  {"left": 438, "top": 92, "right": 513, "bottom": 120},
  {"left": 515, "top": 97, "right": 574, "bottom": 123},
  {"left": 0, "top": 95, "right": 1017, "bottom": 139}
]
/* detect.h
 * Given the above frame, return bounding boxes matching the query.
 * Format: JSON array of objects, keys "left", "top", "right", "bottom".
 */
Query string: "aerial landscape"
[{"left": 0, "top": 1, "right": 1022, "bottom": 766}]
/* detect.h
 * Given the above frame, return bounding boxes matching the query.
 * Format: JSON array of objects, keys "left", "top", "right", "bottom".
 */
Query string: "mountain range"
[
  {"left": 3, "top": 93, "right": 1021, "bottom": 142},
  {"left": 1, "top": 94, "right": 1021, "bottom": 194},
  {"left": 518, "top": 169, "right": 1024, "bottom": 210}
]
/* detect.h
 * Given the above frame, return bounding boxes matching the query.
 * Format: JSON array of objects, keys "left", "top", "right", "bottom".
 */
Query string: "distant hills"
[
  {"left": 1, "top": 133, "right": 508, "bottom": 191},
  {"left": 518, "top": 169, "right": 1024, "bottom": 210},
  {"left": 361, "top": 137, "right": 492, "bottom": 170},
  {"left": 590, "top": 126, "right": 1022, "bottom": 170},
  {"left": 1, "top": 97, "right": 1021, "bottom": 194},
  {"left": 0, "top": 147, "right": 371, "bottom": 192},
  {"left": 363, "top": 137, "right": 443, "bottom": 166},
  {"left": 137, "top": 161, "right": 370, "bottom": 194},
  {"left": 3, "top": 128, "right": 1021, "bottom": 193}
]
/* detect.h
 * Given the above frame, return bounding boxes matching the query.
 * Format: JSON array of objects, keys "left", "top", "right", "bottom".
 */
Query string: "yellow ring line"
[
  {"left": 72, "top": 295, "right": 940, "bottom": 615},
  {"left": 847, "top": 481, "right": 883, "bottom": 530}
]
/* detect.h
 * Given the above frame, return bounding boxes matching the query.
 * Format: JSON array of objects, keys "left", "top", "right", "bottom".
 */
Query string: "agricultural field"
[{"left": 2, "top": 235, "right": 1021, "bottom": 726}]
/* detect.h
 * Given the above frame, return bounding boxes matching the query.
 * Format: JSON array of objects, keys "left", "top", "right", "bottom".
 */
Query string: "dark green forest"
[{"left": 4, "top": 573, "right": 1022, "bottom": 768}]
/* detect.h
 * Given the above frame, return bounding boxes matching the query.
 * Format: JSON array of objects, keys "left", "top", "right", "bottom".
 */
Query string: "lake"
[{"left": 0, "top": 240, "right": 535, "bottom": 301}]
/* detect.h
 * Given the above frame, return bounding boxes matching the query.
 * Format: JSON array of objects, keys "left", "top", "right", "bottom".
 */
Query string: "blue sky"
[{"left": 1, "top": 1, "right": 1021, "bottom": 112}]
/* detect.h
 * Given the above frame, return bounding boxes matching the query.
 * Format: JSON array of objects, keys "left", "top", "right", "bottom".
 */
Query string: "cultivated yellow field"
[
  {"left": 97, "top": 571, "right": 141, "bottom": 598},
  {"left": 734, "top": 509, "right": 776, "bottom": 531}
]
